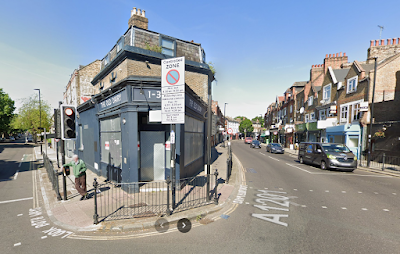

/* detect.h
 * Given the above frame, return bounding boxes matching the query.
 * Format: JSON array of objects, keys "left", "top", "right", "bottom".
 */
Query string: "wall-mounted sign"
[
  {"left": 132, "top": 88, "right": 161, "bottom": 102},
  {"left": 99, "top": 92, "right": 127, "bottom": 111},
  {"left": 360, "top": 101, "right": 369, "bottom": 112}
]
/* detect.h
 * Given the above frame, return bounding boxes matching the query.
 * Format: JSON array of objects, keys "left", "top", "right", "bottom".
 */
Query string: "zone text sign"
[{"left": 161, "top": 57, "right": 185, "bottom": 124}]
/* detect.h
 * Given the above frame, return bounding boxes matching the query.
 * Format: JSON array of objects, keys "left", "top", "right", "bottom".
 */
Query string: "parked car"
[
  {"left": 298, "top": 142, "right": 357, "bottom": 172},
  {"left": 27, "top": 136, "right": 33, "bottom": 142},
  {"left": 250, "top": 140, "right": 261, "bottom": 149},
  {"left": 9, "top": 136, "right": 15, "bottom": 141},
  {"left": 244, "top": 137, "right": 253, "bottom": 144},
  {"left": 266, "top": 143, "right": 284, "bottom": 154},
  {"left": 0, "top": 137, "right": 5, "bottom": 142}
]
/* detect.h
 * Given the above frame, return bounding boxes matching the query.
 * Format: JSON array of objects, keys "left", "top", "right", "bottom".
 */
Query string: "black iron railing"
[
  {"left": 360, "top": 153, "right": 400, "bottom": 171},
  {"left": 42, "top": 152, "right": 62, "bottom": 200}
]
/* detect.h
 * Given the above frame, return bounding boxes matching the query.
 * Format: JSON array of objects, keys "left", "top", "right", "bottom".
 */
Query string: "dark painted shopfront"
[{"left": 76, "top": 77, "right": 207, "bottom": 184}]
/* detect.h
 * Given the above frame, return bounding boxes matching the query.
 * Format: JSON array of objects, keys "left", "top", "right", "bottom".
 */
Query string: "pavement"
[{"left": 33, "top": 141, "right": 243, "bottom": 236}]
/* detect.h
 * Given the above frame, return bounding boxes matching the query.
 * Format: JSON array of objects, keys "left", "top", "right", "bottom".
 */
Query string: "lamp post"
[
  {"left": 34, "top": 89, "right": 42, "bottom": 153},
  {"left": 259, "top": 114, "right": 263, "bottom": 141},
  {"left": 222, "top": 103, "right": 228, "bottom": 147},
  {"left": 367, "top": 57, "right": 378, "bottom": 167}
]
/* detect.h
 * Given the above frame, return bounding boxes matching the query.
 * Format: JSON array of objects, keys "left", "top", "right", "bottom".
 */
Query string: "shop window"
[
  {"left": 319, "top": 109, "right": 326, "bottom": 120},
  {"left": 352, "top": 103, "right": 360, "bottom": 121}
]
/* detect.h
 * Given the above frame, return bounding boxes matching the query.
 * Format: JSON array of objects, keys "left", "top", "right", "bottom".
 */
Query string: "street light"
[
  {"left": 34, "top": 89, "right": 42, "bottom": 153},
  {"left": 367, "top": 57, "right": 378, "bottom": 167}
]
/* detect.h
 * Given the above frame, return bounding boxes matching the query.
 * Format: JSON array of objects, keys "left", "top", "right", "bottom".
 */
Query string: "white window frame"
[
  {"left": 160, "top": 36, "right": 175, "bottom": 57},
  {"left": 340, "top": 105, "right": 348, "bottom": 123},
  {"left": 310, "top": 112, "right": 315, "bottom": 121},
  {"left": 305, "top": 114, "right": 309, "bottom": 123},
  {"left": 323, "top": 84, "right": 332, "bottom": 101},
  {"left": 308, "top": 96, "right": 313, "bottom": 106},
  {"left": 319, "top": 109, "right": 326, "bottom": 120},
  {"left": 290, "top": 105, "right": 293, "bottom": 113},
  {"left": 117, "top": 37, "right": 124, "bottom": 52},
  {"left": 283, "top": 108, "right": 287, "bottom": 116},
  {"left": 352, "top": 103, "right": 360, "bottom": 121},
  {"left": 347, "top": 76, "right": 358, "bottom": 94}
]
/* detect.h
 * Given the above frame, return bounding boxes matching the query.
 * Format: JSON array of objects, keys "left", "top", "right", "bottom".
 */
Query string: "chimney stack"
[{"left": 128, "top": 7, "right": 148, "bottom": 30}]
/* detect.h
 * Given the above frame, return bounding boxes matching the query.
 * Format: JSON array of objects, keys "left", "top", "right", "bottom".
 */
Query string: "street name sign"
[{"left": 161, "top": 56, "right": 185, "bottom": 124}]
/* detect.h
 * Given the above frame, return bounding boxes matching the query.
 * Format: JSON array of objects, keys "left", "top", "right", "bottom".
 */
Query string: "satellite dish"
[{"left": 300, "top": 107, "right": 304, "bottom": 114}]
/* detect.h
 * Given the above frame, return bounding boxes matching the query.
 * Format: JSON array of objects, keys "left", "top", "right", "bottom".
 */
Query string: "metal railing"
[
  {"left": 93, "top": 173, "right": 219, "bottom": 224},
  {"left": 42, "top": 152, "right": 62, "bottom": 201},
  {"left": 360, "top": 153, "right": 400, "bottom": 171}
]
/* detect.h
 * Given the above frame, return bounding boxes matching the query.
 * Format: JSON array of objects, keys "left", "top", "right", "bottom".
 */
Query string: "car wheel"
[
  {"left": 321, "top": 161, "right": 327, "bottom": 170},
  {"left": 299, "top": 156, "right": 304, "bottom": 164}
]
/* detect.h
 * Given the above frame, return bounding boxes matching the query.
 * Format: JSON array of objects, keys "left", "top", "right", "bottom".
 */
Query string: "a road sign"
[
  {"left": 227, "top": 128, "right": 233, "bottom": 135},
  {"left": 161, "top": 57, "right": 185, "bottom": 124}
]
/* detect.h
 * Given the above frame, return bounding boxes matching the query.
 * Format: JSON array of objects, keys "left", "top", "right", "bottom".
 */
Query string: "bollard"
[
  {"left": 214, "top": 169, "right": 219, "bottom": 205},
  {"left": 226, "top": 158, "right": 230, "bottom": 184},
  {"left": 93, "top": 178, "right": 99, "bottom": 224},
  {"left": 166, "top": 176, "right": 172, "bottom": 215},
  {"left": 62, "top": 172, "right": 67, "bottom": 201},
  {"left": 382, "top": 153, "right": 385, "bottom": 171}
]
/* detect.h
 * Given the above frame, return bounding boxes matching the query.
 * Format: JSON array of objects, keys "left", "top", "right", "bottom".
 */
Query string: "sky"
[{"left": 1, "top": 0, "right": 400, "bottom": 119}]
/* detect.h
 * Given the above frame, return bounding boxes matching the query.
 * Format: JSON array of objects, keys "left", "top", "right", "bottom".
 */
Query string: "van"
[{"left": 298, "top": 142, "right": 357, "bottom": 172}]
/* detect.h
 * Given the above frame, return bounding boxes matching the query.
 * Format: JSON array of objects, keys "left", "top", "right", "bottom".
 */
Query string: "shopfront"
[
  {"left": 76, "top": 78, "right": 207, "bottom": 184},
  {"left": 325, "top": 124, "right": 361, "bottom": 159}
]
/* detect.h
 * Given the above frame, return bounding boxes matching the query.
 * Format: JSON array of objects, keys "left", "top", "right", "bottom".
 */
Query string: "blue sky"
[{"left": 1, "top": 0, "right": 400, "bottom": 119}]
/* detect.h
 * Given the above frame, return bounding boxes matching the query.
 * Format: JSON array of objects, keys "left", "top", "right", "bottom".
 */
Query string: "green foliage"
[
  {"left": 145, "top": 42, "right": 162, "bottom": 53},
  {"left": 252, "top": 116, "right": 264, "bottom": 127},
  {"left": 208, "top": 62, "right": 216, "bottom": 76},
  {"left": 0, "top": 88, "right": 16, "bottom": 135},
  {"left": 235, "top": 116, "right": 246, "bottom": 121},
  {"left": 11, "top": 94, "right": 52, "bottom": 138},
  {"left": 239, "top": 119, "right": 253, "bottom": 136}
]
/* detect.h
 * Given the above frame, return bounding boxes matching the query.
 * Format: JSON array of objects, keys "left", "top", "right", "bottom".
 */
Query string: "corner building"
[{"left": 75, "top": 8, "right": 213, "bottom": 184}]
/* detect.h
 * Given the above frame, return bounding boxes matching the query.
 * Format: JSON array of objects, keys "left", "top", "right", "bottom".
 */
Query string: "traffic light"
[{"left": 61, "top": 105, "right": 76, "bottom": 140}]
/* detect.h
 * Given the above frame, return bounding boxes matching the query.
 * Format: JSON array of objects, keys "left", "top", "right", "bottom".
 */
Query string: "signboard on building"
[
  {"left": 161, "top": 57, "right": 185, "bottom": 124},
  {"left": 330, "top": 105, "right": 337, "bottom": 114},
  {"left": 99, "top": 91, "right": 128, "bottom": 112},
  {"left": 360, "top": 101, "right": 368, "bottom": 112}
]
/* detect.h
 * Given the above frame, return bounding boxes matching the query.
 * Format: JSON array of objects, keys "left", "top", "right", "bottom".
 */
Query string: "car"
[
  {"left": 266, "top": 143, "right": 284, "bottom": 154},
  {"left": 250, "top": 140, "right": 261, "bottom": 149},
  {"left": 244, "top": 137, "right": 253, "bottom": 144},
  {"left": 0, "top": 137, "right": 5, "bottom": 142},
  {"left": 9, "top": 136, "right": 15, "bottom": 141},
  {"left": 27, "top": 136, "right": 33, "bottom": 142},
  {"left": 298, "top": 142, "right": 357, "bottom": 172}
]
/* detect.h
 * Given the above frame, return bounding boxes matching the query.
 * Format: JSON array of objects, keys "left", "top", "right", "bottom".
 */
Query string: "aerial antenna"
[{"left": 378, "top": 25, "right": 384, "bottom": 39}]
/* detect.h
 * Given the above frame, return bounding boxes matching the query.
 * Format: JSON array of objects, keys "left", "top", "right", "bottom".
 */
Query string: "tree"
[
  {"left": 11, "top": 95, "right": 52, "bottom": 140},
  {"left": 239, "top": 118, "right": 253, "bottom": 136},
  {"left": 252, "top": 116, "right": 264, "bottom": 127},
  {"left": 0, "top": 88, "right": 16, "bottom": 136}
]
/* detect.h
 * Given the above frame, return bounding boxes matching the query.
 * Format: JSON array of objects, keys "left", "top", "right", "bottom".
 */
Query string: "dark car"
[
  {"left": 298, "top": 142, "right": 357, "bottom": 172},
  {"left": 266, "top": 143, "right": 284, "bottom": 154},
  {"left": 250, "top": 140, "right": 261, "bottom": 149}
]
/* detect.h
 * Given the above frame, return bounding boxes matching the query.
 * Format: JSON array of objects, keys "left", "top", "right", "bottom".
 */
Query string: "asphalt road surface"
[{"left": 1, "top": 140, "right": 400, "bottom": 254}]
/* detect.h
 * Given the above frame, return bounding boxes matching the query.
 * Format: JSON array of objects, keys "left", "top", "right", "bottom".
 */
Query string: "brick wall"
[
  {"left": 133, "top": 29, "right": 159, "bottom": 49},
  {"left": 370, "top": 55, "right": 400, "bottom": 102},
  {"left": 324, "top": 53, "right": 348, "bottom": 74},
  {"left": 77, "top": 60, "right": 101, "bottom": 105},
  {"left": 176, "top": 40, "right": 201, "bottom": 62},
  {"left": 368, "top": 38, "right": 400, "bottom": 62}
]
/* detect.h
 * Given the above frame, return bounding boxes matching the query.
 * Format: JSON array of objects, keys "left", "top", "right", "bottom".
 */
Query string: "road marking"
[
  {"left": 342, "top": 191, "right": 346, "bottom": 193},
  {"left": 374, "top": 192, "right": 379, "bottom": 194},
  {"left": 0, "top": 197, "right": 33, "bottom": 204},
  {"left": 268, "top": 156, "right": 280, "bottom": 161},
  {"left": 233, "top": 185, "right": 248, "bottom": 204},
  {"left": 393, "top": 193, "right": 397, "bottom": 195},
  {"left": 19, "top": 162, "right": 22, "bottom": 167},
  {"left": 17, "top": 214, "right": 23, "bottom": 216},
  {"left": 293, "top": 189, "right": 298, "bottom": 191},
  {"left": 14, "top": 242, "right": 21, "bottom": 247},
  {"left": 383, "top": 209, "right": 389, "bottom": 212},
  {"left": 341, "top": 207, "right": 347, "bottom": 210},
  {"left": 286, "top": 163, "right": 312, "bottom": 173},
  {"left": 14, "top": 170, "right": 19, "bottom": 180},
  {"left": 325, "top": 190, "right": 329, "bottom": 192},
  {"left": 362, "top": 208, "right": 368, "bottom": 211},
  {"left": 309, "top": 190, "right": 313, "bottom": 192},
  {"left": 41, "top": 236, "right": 47, "bottom": 239},
  {"left": 301, "top": 205, "right": 307, "bottom": 207},
  {"left": 358, "top": 191, "right": 363, "bottom": 194},
  {"left": 322, "top": 206, "right": 327, "bottom": 209}
]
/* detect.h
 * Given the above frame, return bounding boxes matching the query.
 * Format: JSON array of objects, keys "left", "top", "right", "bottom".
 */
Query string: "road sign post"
[{"left": 162, "top": 57, "right": 185, "bottom": 212}]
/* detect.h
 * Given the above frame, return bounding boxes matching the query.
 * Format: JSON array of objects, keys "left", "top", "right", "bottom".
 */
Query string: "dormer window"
[
  {"left": 117, "top": 37, "right": 124, "bottom": 52},
  {"left": 308, "top": 96, "right": 313, "bottom": 106},
  {"left": 347, "top": 76, "right": 358, "bottom": 94},
  {"left": 161, "top": 37, "right": 175, "bottom": 56}
]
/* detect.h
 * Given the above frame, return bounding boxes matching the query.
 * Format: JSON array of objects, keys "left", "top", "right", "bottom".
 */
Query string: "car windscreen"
[
  {"left": 271, "top": 144, "right": 282, "bottom": 147},
  {"left": 252, "top": 141, "right": 260, "bottom": 145},
  {"left": 322, "top": 144, "right": 351, "bottom": 153}
]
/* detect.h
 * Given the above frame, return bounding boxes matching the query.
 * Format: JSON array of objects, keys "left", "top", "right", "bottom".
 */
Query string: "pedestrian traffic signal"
[{"left": 61, "top": 105, "right": 76, "bottom": 140}]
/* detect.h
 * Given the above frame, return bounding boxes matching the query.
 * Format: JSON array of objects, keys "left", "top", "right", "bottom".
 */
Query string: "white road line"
[
  {"left": 14, "top": 170, "right": 19, "bottom": 180},
  {"left": 18, "top": 162, "right": 22, "bottom": 167},
  {"left": 393, "top": 193, "right": 397, "bottom": 195},
  {"left": 286, "top": 163, "right": 312, "bottom": 173},
  {"left": 301, "top": 205, "right": 307, "bottom": 207},
  {"left": 309, "top": 190, "right": 313, "bottom": 192},
  {"left": 341, "top": 207, "right": 347, "bottom": 210},
  {"left": 342, "top": 191, "right": 346, "bottom": 193},
  {"left": 358, "top": 191, "right": 363, "bottom": 193},
  {"left": 293, "top": 189, "right": 298, "bottom": 191},
  {"left": 14, "top": 243, "right": 21, "bottom": 247},
  {"left": 374, "top": 192, "right": 379, "bottom": 194},
  {"left": 362, "top": 208, "right": 368, "bottom": 211},
  {"left": 325, "top": 190, "right": 330, "bottom": 192},
  {"left": 0, "top": 197, "right": 33, "bottom": 204},
  {"left": 41, "top": 236, "right": 47, "bottom": 239},
  {"left": 383, "top": 209, "right": 389, "bottom": 212},
  {"left": 245, "top": 202, "right": 250, "bottom": 205},
  {"left": 322, "top": 206, "right": 327, "bottom": 209},
  {"left": 269, "top": 156, "right": 280, "bottom": 161},
  {"left": 259, "top": 152, "right": 266, "bottom": 156},
  {"left": 17, "top": 214, "right": 23, "bottom": 217},
  {"left": 278, "top": 188, "right": 283, "bottom": 190}
]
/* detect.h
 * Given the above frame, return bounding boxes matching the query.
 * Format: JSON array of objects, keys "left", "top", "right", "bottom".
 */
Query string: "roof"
[
  {"left": 277, "top": 96, "right": 284, "bottom": 102},
  {"left": 360, "top": 63, "right": 374, "bottom": 73},
  {"left": 292, "top": 81, "right": 307, "bottom": 87},
  {"left": 332, "top": 68, "right": 350, "bottom": 83}
]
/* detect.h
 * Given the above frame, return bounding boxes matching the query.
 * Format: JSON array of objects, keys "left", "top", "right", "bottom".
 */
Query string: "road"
[{"left": 1, "top": 140, "right": 400, "bottom": 253}]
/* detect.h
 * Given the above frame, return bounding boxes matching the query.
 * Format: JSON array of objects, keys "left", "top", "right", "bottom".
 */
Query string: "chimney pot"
[
  {"left": 344, "top": 52, "right": 346, "bottom": 56},
  {"left": 387, "top": 39, "right": 391, "bottom": 45},
  {"left": 336, "top": 53, "right": 339, "bottom": 57},
  {"left": 312, "top": 65, "right": 314, "bottom": 68},
  {"left": 340, "top": 52, "right": 342, "bottom": 56},
  {"left": 329, "top": 54, "right": 331, "bottom": 57},
  {"left": 380, "top": 39, "right": 384, "bottom": 46},
  {"left": 393, "top": 38, "right": 396, "bottom": 45},
  {"left": 370, "top": 40, "right": 374, "bottom": 48},
  {"left": 398, "top": 38, "right": 400, "bottom": 45},
  {"left": 142, "top": 10, "right": 145, "bottom": 17},
  {"left": 131, "top": 7, "right": 137, "bottom": 17},
  {"left": 375, "top": 40, "right": 379, "bottom": 46},
  {"left": 325, "top": 54, "right": 328, "bottom": 58}
]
